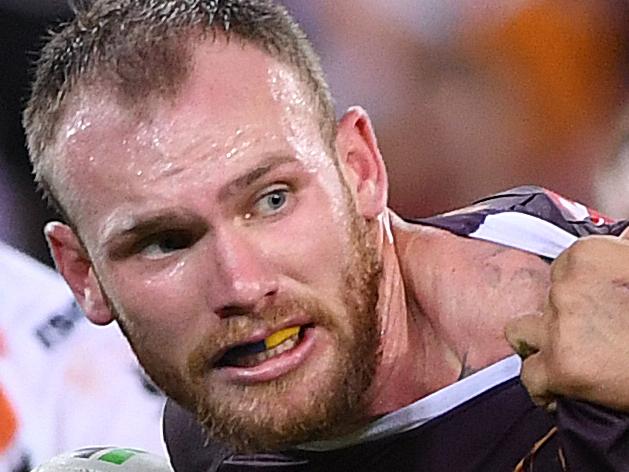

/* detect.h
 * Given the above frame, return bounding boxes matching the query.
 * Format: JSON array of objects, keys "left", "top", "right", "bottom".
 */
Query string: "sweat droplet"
[{"left": 225, "top": 147, "right": 239, "bottom": 159}]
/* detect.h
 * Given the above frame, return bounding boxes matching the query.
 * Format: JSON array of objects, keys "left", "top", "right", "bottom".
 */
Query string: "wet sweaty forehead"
[{"left": 53, "top": 38, "right": 335, "bottom": 241}]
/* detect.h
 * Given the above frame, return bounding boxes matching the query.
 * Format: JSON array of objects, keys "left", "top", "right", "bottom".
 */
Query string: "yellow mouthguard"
[{"left": 265, "top": 326, "right": 300, "bottom": 350}]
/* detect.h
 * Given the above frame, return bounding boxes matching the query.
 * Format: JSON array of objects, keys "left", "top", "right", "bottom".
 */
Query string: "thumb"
[
  {"left": 519, "top": 353, "right": 555, "bottom": 408},
  {"left": 620, "top": 224, "right": 629, "bottom": 240},
  {"left": 505, "top": 313, "right": 547, "bottom": 359},
  {"left": 505, "top": 314, "right": 556, "bottom": 409}
]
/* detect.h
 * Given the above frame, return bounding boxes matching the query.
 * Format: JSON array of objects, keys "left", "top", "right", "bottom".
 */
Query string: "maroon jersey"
[{"left": 163, "top": 187, "right": 629, "bottom": 471}]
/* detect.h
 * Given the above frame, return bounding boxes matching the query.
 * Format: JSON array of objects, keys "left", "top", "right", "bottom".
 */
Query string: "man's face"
[{"left": 55, "top": 39, "right": 382, "bottom": 451}]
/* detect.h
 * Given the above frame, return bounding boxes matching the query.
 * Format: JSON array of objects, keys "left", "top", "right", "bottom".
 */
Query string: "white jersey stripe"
[{"left": 471, "top": 212, "right": 578, "bottom": 259}]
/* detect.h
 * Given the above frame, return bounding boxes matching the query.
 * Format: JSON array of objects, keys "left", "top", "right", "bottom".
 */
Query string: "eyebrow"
[
  {"left": 103, "top": 210, "right": 202, "bottom": 248},
  {"left": 102, "top": 154, "right": 297, "bottom": 248},
  {"left": 218, "top": 154, "right": 296, "bottom": 201}
]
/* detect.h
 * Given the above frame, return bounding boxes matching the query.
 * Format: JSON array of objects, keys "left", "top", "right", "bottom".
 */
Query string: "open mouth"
[{"left": 216, "top": 324, "right": 312, "bottom": 368}]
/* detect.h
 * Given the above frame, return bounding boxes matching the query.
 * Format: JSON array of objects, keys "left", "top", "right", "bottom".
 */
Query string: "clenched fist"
[{"left": 505, "top": 229, "right": 629, "bottom": 411}]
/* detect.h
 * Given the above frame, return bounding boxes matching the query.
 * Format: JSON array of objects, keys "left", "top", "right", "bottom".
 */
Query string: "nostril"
[
  {"left": 216, "top": 304, "right": 251, "bottom": 318},
  {"left": 212, "top": 280, "right": 278, "bottom": 318}
]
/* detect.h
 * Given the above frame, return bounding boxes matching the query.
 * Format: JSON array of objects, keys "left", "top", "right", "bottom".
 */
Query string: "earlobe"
[
  {"left": 336, "top": 106, "right": 388, "bottom": 218},
  {"left": 45, "top": 222, "right": 114, "bottom": 325}
]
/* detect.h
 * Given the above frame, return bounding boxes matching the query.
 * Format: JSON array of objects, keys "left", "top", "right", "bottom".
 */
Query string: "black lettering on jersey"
[
  {"left": 34, "top": 301, "right": 85, "bottom": 349},
  {"left": 10, "top": 452, "right": 31, "bottom": 472}
]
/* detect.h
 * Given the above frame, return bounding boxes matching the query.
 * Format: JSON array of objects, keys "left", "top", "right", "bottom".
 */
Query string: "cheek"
[
  {"left": 104, "top": 260, "right": 214, "bottom": 360},
  {"left": 265, "top": 192, "right": 353, "bottom": 287}
]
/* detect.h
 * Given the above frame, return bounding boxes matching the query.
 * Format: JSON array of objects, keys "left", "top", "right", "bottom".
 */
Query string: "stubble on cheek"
[
  {"left": 184, "top": 220, "right": 381, "bottom": 452},
  {"left": 98, "top": 284, "right": 198, "bottom": 409},
  {"left": 102, "top": 198, "right": 383, "bottom": 452}
]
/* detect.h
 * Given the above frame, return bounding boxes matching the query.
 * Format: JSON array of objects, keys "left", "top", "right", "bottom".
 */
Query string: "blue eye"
[
  {"left": 253, "top": 188, "right": 290, "bottom": 217},
  {"left": 265, "top": 191, "right": 286, "bottom": 210}
]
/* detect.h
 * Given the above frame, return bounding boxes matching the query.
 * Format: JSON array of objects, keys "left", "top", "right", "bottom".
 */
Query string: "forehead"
[
  {"left": 54, "top": 38, "right": 327, "bottom": 231},
  {"left": 60, "top": 38, "right": 317, "bottom": 152}
]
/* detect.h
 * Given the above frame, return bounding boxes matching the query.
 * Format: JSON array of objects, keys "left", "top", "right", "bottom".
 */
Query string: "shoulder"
[
  {"left": 397, "top": 184, "right": 625, "bottom": 333},
  {"left": 0, "top": 242, "right": 73, "bottom": 320},
  {"left": 394, "top": 216, "right": 551, "bottom": 372},
  {"left": 0, "top": 242, "right": 79, "bottom": 354},
  {"left": 394, "top": 215, "right": 550, "bottom": 291},
  {"left": 0, "top": 242, "right": 63, "bottom": 287},
  {"left": 413, "top": 186, "right": 628, "bottom": 242}
]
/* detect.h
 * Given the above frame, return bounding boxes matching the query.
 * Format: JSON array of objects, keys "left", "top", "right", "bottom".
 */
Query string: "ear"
[
  {"left": 335, "top": 106, "right": 388, "bottom": 219},
  {"left": 45, "top": 222, "right": 114, "bottom": 325}
]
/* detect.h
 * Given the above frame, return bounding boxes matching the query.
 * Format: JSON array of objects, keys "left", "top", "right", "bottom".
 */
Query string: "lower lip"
[{"left": 214, "top": 327, "right": 318, "bottom": 385}]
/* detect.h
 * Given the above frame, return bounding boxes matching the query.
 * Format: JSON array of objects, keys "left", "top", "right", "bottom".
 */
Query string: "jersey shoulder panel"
[{"left": 412, "top": 186, "right": 629, "bottom": 238}]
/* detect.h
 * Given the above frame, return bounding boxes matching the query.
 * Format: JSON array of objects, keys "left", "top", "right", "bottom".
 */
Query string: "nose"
[{"left": 207, "top": 228, "right": 278, "bottom": 318}]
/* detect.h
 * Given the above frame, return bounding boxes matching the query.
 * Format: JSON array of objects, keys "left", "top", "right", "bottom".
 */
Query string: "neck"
[{"left": 362, "top": 211, "right": 462, "bottom": 419}]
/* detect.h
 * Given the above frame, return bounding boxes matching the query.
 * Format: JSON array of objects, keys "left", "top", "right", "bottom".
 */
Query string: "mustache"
[{"left": 186, "top": 295, "right": 336, "bottom": 378}]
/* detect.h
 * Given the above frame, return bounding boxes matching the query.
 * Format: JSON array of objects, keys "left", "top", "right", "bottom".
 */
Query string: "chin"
[{"left": 193, "top": 357, "right": 367, "bottom": 452}]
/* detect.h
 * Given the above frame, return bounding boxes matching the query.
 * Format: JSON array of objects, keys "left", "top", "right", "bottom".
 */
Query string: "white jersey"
[{"left": 0, "top": 242, "right": 166, "bottom": 471}]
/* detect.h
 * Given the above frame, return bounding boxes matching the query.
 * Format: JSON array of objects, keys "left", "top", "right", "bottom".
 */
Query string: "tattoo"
[
  {"left": 485, "top": 246, "right": 510, "bottom": 259},
  {"left": 612, "top": 278, "right": 629, "bottom": 291},
  {"left": 479, "top": 245, "right": 509, "bottom": 287},
  {"left": 458, "top": 352, "right": 481, "bottom": 380},
  {"left": 482, "top": 262, "right": 502, "bottom": 288},
  {"left": 512, "top": 266, "right": 549, "bottom": 285}
]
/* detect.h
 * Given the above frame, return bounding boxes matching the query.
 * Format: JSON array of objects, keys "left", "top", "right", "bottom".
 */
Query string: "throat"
[{"left": 367, "top": 306, "right": 462, "bottom": 417}]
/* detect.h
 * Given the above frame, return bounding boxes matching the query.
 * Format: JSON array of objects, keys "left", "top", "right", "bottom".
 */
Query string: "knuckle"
[
  {"left": 563, "top": 238, "right": 598, "bottom": 267},
  {"left": 559, "top": 236, "right": 625, "bottom": 275},
  {"left": 543, "top": 348, "right": 588, "bottom": 394},
  {"left": 547, "top": 280, "right": 574, "bottom": 311}
]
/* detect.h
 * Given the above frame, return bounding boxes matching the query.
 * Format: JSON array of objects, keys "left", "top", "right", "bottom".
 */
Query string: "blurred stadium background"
[{"left": 1, "top": 0, "right": 628, "bottom": 265}]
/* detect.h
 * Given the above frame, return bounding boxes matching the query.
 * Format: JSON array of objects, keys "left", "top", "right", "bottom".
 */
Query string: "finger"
[
  {"left": 505, "top": 313, "right": 547, "bottom": 359},
  {"left": 620, "top": 224, "right": 629, "bottom": 240},
  {"left": 519, "top": 353, "right": 555, "bottom": 408}
]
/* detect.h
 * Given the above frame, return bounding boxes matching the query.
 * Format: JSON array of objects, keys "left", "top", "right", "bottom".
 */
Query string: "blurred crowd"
[
  {"left": 1, "top": 0, "right": 629, "bottom": 265},
  {"left": 0, "top": 0, "right": 628, "bottom": 468}
]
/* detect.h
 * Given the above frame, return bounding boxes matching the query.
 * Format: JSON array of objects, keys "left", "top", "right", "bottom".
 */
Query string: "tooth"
[{"left": 230, "top": 333, "right": 300, "bottom": 367}]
